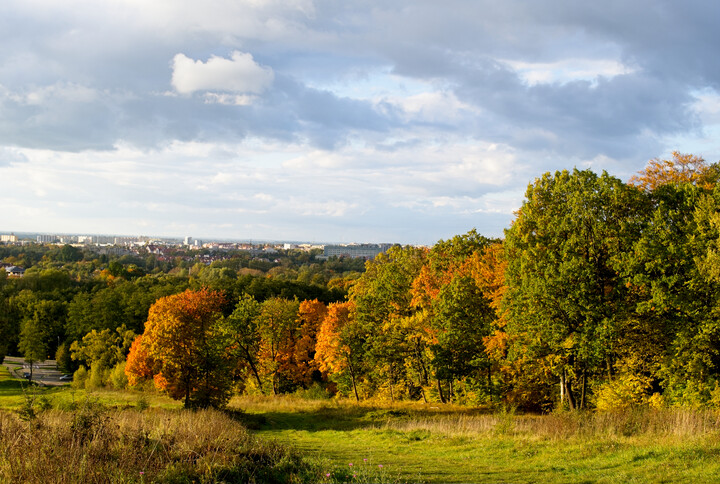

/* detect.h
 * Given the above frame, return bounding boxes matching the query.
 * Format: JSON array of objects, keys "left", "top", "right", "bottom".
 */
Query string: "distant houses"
[
  {"left": 321, "top": 243, "right": 394, "bottom": 259},
  {"left": 4, "top": 265, "right": 25, "bottom": 277}
]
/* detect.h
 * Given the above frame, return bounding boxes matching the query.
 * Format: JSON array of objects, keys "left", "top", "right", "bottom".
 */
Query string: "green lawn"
[{"left": 234, "top": 396, "right": 720, "bottom": 484}]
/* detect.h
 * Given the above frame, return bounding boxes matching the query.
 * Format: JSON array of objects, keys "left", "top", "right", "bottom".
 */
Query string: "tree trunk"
[
  {"left": 389, "top": 365, "right": 394, "bottom": 402},
  {"left": 564, "top": 370, "right": 577, "bottom": 410},
  {"left": 348, "top": 358, "right": 360, "bottom": 402},
  {"left": 243, "top": 347, "right": 264, "bottom": 394},
  {"left": 580, "top": 369, "right": 587, "bottom": 410},
  {"left": 437, "top": 378, "right": 446, "bottom": 404}
]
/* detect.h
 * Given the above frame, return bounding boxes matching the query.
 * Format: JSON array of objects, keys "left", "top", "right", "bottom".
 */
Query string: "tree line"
[{"left": 7, "top": 152, "right": 720, "bottom": 411}]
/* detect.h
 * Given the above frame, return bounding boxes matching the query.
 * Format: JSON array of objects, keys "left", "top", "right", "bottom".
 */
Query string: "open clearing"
[
  {"left": 233, "top": 396, "right": 720, "bottom": 483},
  {"left": 2, "top": 369, "right": 720, "bottom": 483}
]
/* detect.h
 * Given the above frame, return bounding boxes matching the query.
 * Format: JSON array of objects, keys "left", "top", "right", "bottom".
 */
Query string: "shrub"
[
  {"left": 108, "top": 361, "right": 128, "bottom": 390},
  {"left": 85, "top": 362, "right": 108, "bottom": 390},
  {"left": 71, "top": 366, "right": 88, "bottom": 390},
  {"left": 595, "top": 373, "right": 652, "bottom": 411}
]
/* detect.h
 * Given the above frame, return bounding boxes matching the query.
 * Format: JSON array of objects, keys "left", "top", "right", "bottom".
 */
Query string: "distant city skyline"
[
  {"left": 2, "top": 2, "right": 720, "bottom": 244},
  {"left": 0, "top": 229, "right": 402, "bottom": 247}
]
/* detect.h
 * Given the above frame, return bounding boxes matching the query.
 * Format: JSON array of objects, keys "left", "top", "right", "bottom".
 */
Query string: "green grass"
[
  {"left": 232, "top": 396, "right": 720, "bottom": 483},
  {"left": 0, "top": 364, "right": 180, "bottom": 411},
  {"left": 4, "top": 369, "right": 720, "bottom": 483}
]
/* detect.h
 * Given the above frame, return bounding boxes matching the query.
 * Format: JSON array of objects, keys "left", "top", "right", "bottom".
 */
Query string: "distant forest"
[{"left": 3, "top": 152, "right": 720, "bottom": 411}]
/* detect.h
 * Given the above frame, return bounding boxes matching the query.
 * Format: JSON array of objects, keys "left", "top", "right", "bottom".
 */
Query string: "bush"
[
  {"left": 295, "top": 383, "right": 332, "bottom": 400},
  {"left": 108, "top": 362, "right": 128, "bottom": 390},
  {"left": 595, "top": 373, "right": 652, "bottom": 411},
  {"left": 71, "top": 366, "right": 88, "bottom": 390},
  {"left": 85, "top": 362, "right": 109, "bottom": 390}
]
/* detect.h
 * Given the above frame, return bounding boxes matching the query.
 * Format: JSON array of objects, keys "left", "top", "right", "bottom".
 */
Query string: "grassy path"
[{"left": 236, "top": 397, "right": 720, "bottom": 483}]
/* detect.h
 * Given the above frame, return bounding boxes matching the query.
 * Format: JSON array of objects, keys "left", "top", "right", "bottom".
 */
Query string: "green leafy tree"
[
  {"left": 351, "top": 245, "right": 427, "bottom": 400},
  {"left": 221, "top": 294, "right": 264, "bottom": 392},
  {"left": 503, "top": 169, "right": 647, "bottom": 409},
  {"left": 18, "top": 319, "right": 47, "bottom": 381}
]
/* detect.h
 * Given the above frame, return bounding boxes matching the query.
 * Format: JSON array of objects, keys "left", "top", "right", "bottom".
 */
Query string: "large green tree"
[{"left": 503, "top": 169, "right": 647, "bottom": 409}]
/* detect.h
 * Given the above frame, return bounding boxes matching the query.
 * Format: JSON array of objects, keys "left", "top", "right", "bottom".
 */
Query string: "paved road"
[{"left": 3, "top": 356, "right": 68, "bottom": 386}]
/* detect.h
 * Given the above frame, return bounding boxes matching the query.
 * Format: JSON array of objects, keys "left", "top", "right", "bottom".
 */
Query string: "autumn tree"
[
  {"left": 629, "top": 151, "right": 719, "bottom": 191},
  {"left": 134, "top": 288, "right": 233, "bottom": 408},
  {"left": 351, "top": 245, "right": 427, "bottom": 400},
  {"left": 255, "top": 297, "right": 300, "bottom": 394},
  {"left": 411, "top": 231, "right": 496, "bottom": 403},
  {"left": 290, "top": 299, "right": 327, "bottom": 387},
  {"left": 315, "top": 301, "right": 363, "bottom": 401},
  {"left": 124, "top": 334, "right": 154, "bottom": 387}
]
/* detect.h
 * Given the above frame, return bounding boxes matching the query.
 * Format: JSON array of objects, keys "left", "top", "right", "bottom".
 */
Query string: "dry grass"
[
  {"left": 381, "top": 407, "right": 720, "bottom": 441},
  {"left": 0, "top": 403, "right": 316, "bottom": 484}
]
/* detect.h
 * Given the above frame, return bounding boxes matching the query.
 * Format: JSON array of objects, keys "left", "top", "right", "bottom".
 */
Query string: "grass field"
[
  {"left": 3, "top": 366, "right": 720, "bottom": 483},
  {"left": 232, "top": 395, "right": 720, "bottom": 483}
]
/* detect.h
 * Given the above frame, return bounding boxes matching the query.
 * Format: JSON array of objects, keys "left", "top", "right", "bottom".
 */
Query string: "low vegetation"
[{"left": 0, "top": 402, "right": 318, "bottom": 484}]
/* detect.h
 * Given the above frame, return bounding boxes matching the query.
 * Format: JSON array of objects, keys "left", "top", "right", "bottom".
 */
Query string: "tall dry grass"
[
  {"left": 0, "top": 402, "right": 315, "bottom": 484},
  {"left": 382, "top": 407, "right": 720, "bottom": 440}
]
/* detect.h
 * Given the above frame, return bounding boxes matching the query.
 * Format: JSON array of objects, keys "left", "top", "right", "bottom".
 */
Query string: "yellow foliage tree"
[{"left": 629, "top": 151, "right": 716, "bottom": 191}]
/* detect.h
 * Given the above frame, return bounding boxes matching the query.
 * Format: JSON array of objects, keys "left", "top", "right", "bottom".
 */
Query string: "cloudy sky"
[{"left": 1, "top": 0, "right": 720, "bottom": 244}]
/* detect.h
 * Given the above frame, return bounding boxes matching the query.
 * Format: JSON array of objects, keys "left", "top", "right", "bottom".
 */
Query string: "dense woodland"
[{"left": 4, "top": 152, "right": 720, "bottom": 412}]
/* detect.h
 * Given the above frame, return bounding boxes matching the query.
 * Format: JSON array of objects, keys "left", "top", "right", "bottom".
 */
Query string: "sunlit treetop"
[{"left": 629, "top": 151, "right": 719, "bottom": 191}]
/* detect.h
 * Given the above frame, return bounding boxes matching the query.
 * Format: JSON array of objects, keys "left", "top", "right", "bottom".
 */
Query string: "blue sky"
[{"left": 1, "top": 0, "right": 720, "bottom": 244}]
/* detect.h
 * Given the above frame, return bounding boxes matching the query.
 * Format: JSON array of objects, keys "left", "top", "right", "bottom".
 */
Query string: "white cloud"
[
  {"left": 503, "top": 58, "right": 635, "bottom": 86},
  {"left": 171, "top": 51, "right": 274, "bottom": 95}
]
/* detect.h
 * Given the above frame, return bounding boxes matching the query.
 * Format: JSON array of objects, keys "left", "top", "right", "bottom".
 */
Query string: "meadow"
[
  {"left": 3, "top": 366, "right": 720, "bottom": 484},
  {"left": 233, "top": 395, "right": 720, "bottom": 483}
]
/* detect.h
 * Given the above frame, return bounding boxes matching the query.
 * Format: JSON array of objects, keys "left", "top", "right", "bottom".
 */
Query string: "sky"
[{"left": 2, "top": 0, "right": 720, "bottom": 245}]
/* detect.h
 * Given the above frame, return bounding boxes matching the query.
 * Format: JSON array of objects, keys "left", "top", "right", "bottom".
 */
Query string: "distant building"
[
  {"left": 5, "top": 266, "right": 25, "bottom": 277},
  {"left": 184, "top": 236, "right": 193, "bottom": 246},
  {"left": 93, "top": 236, "right": 115, "bottom": 245},
  {"left": 0, "top": 234, "right": 17, "bottom": 243},
  {"left": 37, "top": 234, "right": 57, "bottom": 243},
  {"left": 322, "top": 243, "right": 393, "bottom": 259}
]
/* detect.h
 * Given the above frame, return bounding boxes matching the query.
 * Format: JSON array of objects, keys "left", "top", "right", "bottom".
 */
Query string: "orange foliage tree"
[
  {"left": 256, "top": 297, "right": 300, "bottom": 394},
  {"left": 126, "top": 288, "right": 232, "bottom": 408},
  {"left": 124, "top": 334, "right": 154, "bottom": 387},
  {"left": 314, "top": 301, "right": 362, "bottom": 401},
  {"left": 629, "top": 151, "right": 717, "bottom": 191},
  {"left": 290, "top": 299, "right": 328, "bottom": 387}
]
